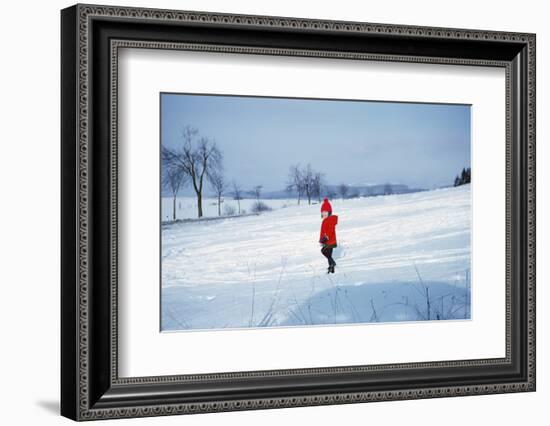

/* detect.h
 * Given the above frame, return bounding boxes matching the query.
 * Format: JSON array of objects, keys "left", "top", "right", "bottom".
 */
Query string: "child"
[{"left": 319, "top": 198, "right": 338, "bottom": 273}]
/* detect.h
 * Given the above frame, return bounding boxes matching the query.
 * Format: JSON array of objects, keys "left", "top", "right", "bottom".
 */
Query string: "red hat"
[{"left": 320, "top": 198, "right": 332, "bottom": 213}]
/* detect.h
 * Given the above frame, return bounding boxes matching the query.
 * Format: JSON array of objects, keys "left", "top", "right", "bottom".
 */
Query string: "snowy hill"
[{"left": 161, "top": 184, "right": 471, "bottom": 331}]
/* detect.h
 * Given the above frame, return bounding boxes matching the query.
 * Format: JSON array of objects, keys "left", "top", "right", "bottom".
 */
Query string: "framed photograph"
[
  {"left": 61, "top": 4, "right": 536, "bottom": 421},
  {"left": 159, "top": 93, "right": 473, "bottom": 332}
]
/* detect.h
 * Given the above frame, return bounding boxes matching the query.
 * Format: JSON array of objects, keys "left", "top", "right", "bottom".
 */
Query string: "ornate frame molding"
[{"left": 61, "top": 4, "right": 536, "bottom": 421}]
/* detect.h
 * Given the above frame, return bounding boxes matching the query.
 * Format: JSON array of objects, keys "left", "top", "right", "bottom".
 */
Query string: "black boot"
[{"left": 329, "top": 262, "right": 336, "bottom": 273}]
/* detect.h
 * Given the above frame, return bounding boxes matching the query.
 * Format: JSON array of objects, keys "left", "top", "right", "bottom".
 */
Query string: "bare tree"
[
  {"left": 210, "top": 171, "right": 226, "bottom": 216},
  {"left": 162, "top": 126, "right": 223, "bottom": 218},
  {"left": 338, "top": 183, "right": 349, "bottom": 200},
  {"left": 162, "top": 164, "right": 186, "bottom": 221},
  {"left": 288, "top": 164, "right": 326, "bottom": 204},
  {"left": 288, "top": 164, "right": 304, "bottom": 205},
  {"left": 311, "top": 171, "right": 324, "bottom": 203},
  {"left": 302, "top": 164, "right": 314, "bottom": 205},
  {"left": 232, "top": 181, "right": 243, "bottom": 215},
  {"left": 252, "top": 185, "right": 263, "bottom": 201}
]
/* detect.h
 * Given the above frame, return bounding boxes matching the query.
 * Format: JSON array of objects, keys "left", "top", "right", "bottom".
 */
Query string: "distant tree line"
[
  {"left": 454, "top": 167, "right": 471, "bottom": 187},
  {"left": 286, "top": 166, "right": 407, "bottom": 204}
]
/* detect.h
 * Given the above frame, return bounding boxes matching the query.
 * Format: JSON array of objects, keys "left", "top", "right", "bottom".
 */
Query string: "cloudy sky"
[{"left": 161, "top": 93, "right": 471, "bottom": 191}]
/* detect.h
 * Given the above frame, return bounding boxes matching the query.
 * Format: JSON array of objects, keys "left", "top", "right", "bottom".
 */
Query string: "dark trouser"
[{"left": 321, "top": 244, "right": 337, "bottom": 266}]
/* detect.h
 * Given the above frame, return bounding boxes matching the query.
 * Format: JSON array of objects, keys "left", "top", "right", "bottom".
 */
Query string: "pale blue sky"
[{"left": 161, "top": 93, "right": 471, "bottom": 191}]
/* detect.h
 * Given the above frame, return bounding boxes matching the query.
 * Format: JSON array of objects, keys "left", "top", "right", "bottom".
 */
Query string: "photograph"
[{"left": 160, "top": 93, "right": 472, "bottom": 332}]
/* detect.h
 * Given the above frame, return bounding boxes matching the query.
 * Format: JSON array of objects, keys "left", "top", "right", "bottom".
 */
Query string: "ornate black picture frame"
[{"left": 61, "top": 3, "right": 536, "bottom": 421}]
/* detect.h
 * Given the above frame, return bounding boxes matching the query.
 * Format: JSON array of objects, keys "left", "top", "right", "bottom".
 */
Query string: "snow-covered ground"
[{"left": 161, "top": 185, "right": 471, "bottom": 331}]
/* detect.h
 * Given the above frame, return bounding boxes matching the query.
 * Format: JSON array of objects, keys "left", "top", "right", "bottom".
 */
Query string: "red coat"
[{"left": 319, "top": 215, "right": 338, "bottom": 245}]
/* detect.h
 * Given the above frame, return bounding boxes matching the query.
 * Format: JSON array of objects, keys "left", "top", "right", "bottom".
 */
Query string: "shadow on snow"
[{"left": 161, "top": 280, "right": 470, "bottom": 332}]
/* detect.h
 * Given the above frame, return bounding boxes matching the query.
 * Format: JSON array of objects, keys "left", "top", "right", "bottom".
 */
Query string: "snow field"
[{"left": 161, "top": 185, "right": 471, "bottom": 331}]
